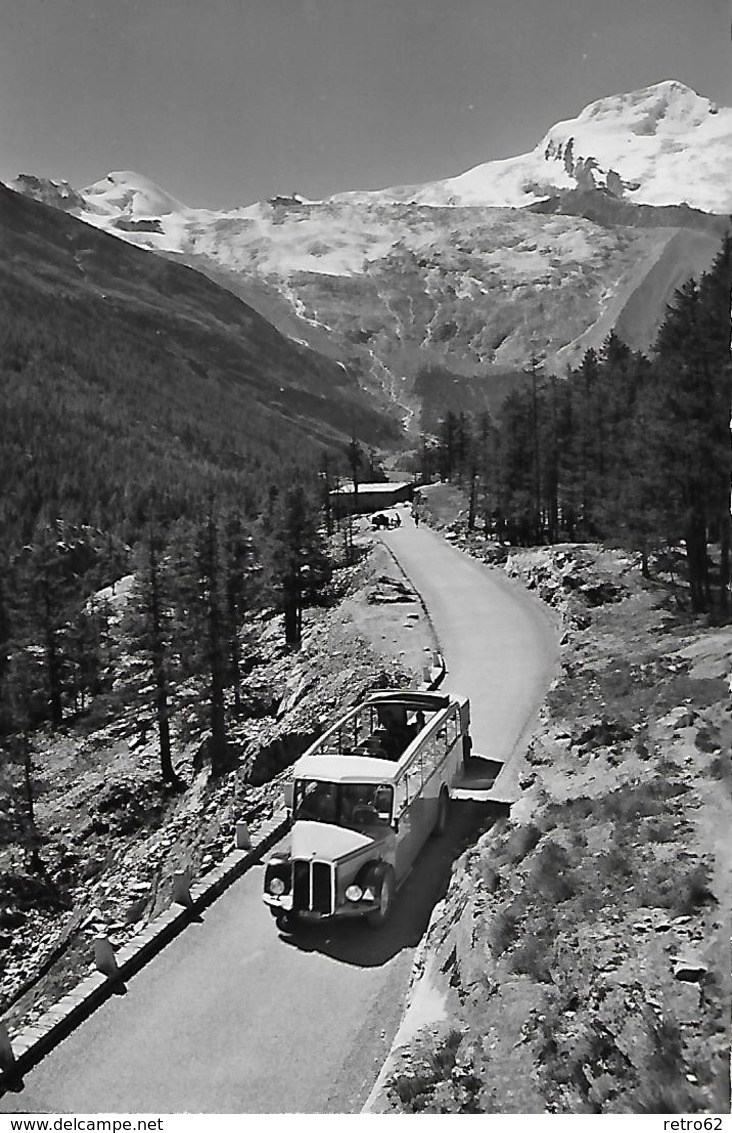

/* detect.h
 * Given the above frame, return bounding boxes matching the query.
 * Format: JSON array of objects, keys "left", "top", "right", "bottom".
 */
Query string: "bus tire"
[
  {"left": 366, "top": 866, "right": 395, "bottom": 929},
  {"left": 274, "top": 910, "right": 296, "bottom": 934},
  {"left": 432, "top": 788, "right": 449, "bottom": 837}
]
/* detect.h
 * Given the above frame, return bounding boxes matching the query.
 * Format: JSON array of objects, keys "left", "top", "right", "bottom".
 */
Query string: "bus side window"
[{"left": 448, "top": 712, "right": 459, "bottom": 748}]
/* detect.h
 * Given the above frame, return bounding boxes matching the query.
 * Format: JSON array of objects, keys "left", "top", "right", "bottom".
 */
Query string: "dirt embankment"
[
  {"left": 379, "top": 494, "right": 730, "bottom": 1114},
  {"left": 0, "top": 530, "right": 433, "bottom": 1037}
]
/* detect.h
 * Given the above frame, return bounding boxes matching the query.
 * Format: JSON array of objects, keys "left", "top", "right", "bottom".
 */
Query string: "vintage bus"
[{"left": 263, "top": 689, "right": 471, "bottom": 931}]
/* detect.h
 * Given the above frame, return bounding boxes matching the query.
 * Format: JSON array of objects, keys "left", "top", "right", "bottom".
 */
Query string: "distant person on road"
[{"left": 413, "top": 512, "right": 420, "bottom": 527}]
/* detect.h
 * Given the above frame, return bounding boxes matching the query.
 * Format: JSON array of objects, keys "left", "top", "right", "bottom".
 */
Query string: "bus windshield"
[{"left": 294, "top": 780, "right": 394, "bottom": 829}]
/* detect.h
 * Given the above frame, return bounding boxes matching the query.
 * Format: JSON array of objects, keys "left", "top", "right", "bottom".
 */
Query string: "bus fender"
[
  {"left": 361, "top": 861, "right": 396, "bottom": 927},
  {"left": 356, "top": 858, "right": 390, "bottom": 894},
  {"left": 264, "top": 851, "right": 291, "bottom": 888}
]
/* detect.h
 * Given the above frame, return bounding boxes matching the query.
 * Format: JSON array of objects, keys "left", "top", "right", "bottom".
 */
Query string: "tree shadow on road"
[{"left": 281, "top": 800, "right": 501, "bottom": 968}]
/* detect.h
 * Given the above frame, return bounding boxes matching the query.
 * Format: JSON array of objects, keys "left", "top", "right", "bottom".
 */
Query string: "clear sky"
[{"left": 1, "top": 0, "right": 729, "bottom": 208}]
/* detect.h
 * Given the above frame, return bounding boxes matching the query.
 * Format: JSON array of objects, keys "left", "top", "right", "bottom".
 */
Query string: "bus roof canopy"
[
  {"left": 363, "top": 690, "right": 451, "bottom": 711},
  {"left": 293, "top": 753, "right": 398, "bottom": 784}
]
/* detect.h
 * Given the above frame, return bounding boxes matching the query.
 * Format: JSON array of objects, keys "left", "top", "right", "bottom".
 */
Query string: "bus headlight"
[
  {"left": 269, "top": 877, "right": 286, "bottom": 896},
  {"left": 345, "top": 884, "right": 363, "bottom": 902}
]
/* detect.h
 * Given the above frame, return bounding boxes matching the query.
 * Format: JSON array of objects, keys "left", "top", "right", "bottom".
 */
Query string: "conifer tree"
[
  {"left": 126, "top": 527, "right": 179, "bottom": 786},
  {"left": 653, "top": 276, "right": 724, "bottom": 611},
  {"left": 222, "top": 510, "right": 255, "bottom": 712},
  {"left": 261, "top": 481, "right": 331, "bottom": 649}
]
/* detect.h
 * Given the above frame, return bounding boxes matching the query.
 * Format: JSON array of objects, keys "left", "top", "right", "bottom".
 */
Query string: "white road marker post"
[
  {"left": 172, "top": 868, "right": 194, "bottom": 910},
  {"left": 0, "top": 1020, "right": 16, "bottom": 1073},
  {"left": 93, "top": 935, "right": 120, "bottom": 980}
]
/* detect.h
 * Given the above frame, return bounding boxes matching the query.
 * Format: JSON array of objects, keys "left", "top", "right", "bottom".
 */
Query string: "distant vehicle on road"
[{"left": 263, "top": 690, "right": 471, "bottom": 931}]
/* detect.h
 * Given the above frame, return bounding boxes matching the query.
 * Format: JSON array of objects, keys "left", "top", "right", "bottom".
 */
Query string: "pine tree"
[
  {"left": 654, "top": 278, "right": 718, "bottom": 610},
  {"left": 222, "top": 510, "right": 255, "bottom": 713},
  {"left": 202, "top": 508, "right": 228, "bottom": 776},
  {"left": 697, "top": 236, "right": 732, "bottom": 611},
  {"left": 261, "top": 481, "right": 331, "bottom": 649},
  {"left": 13, "top": 525, "right": 78, "bottom": 727},
  {"left": 126, "top": 527, "right": 179, "bottom": 786},
  {"left": 346, "top": 436, "right": 364, "bottom": 505}
]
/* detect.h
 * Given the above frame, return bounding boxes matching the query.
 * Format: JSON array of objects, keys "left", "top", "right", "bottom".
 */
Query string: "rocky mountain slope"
[
  {"left": 0, "top": 183, "right": 395, "bottom": 471},
  {"left": 7, "top": 82, "right": 729, "bottom": 422},
  {"left": 370, "top": 493, "right": 730, "bottom": 1115}
]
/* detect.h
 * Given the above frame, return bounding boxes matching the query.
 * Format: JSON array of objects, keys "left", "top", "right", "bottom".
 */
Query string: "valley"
[{"left": 0, "top": 69, "right": 730, "bottom": 1117}]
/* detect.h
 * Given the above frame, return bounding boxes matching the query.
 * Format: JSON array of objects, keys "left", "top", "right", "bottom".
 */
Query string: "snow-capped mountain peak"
[
  {"left": 334, "top": 80, "right": 731, "bottom": 214},
  {"left": 6, "top": 80, "right": 728, "bottom": 393},
  {"left": 571, "top": 80, "right": 716, "bottom": 132},
  {"left": 82, "top": 171, "right": 189, "bottom": 219}
]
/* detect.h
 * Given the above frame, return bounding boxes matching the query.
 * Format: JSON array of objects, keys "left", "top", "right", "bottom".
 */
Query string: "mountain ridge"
[
  {"left": 0, "top": 181, "right": 397, "bottom": 550},
  {"left": 6, "top": 80, "right": 729, "bottom": 420},
  {"left": 333, "top": 81, "right": 732, "bottom": 214}
]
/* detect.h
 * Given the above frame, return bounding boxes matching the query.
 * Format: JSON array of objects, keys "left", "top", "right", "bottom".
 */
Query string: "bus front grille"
[
  {"left": 311, "top": 862, "right": 333, "bottom": 913},
  {"left": 292, "top": 859, "right": 333, "bottom": 914}
]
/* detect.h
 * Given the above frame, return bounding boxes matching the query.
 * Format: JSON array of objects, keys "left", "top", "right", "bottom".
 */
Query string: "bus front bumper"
[{"left": 263, "top": 893, "right": 379, "bottom": 920}]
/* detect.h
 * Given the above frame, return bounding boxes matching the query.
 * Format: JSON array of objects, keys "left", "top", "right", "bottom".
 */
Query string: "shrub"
[
  {"left": 640, "top": 815, "right": 678, "bottom": 843},
  {"left": 509, "top": 935, "right": 553, "bottom": 982},
  {"left": 706, "top": 752, "right": 731, "bottom": 789},
  {"left": 480, "top": 861, "right": 501, "bottom": 893},
  {"left": 676, "top": 863, "right": 716, "bottom": 915},
  {"left": 392, "top": 1072, "right": 436, "bottom": 1109},
  {"left": 529, "top": 841, "right": 578, "bottom": 903},
  {"left": 489, "top": 908, "right": 518, "bottom": 957},
  {"left": 503, "top": 822, "right": 542, "bottom": 864},
  {"left": 391, "top": 1030, "right": 464, "bottom": 1112}
]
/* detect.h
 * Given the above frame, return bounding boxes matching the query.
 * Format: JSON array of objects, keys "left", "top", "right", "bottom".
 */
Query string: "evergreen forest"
[
  {"left": 422, "top": 236, "right": 732, "bottom": 616},
  {"left": 0, "top": 186, "right": 388, "bottom": 776}
]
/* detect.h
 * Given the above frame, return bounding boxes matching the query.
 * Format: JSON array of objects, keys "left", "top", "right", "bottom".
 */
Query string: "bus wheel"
[
  {"left": 274, "top": 910, "right": 296, "bottom": 934},
  {"left": 432, "top": 788, "right": 449, "bottom": 837},
  {"left": 366, "top": 867, "right": 395, "bottom": 929}
]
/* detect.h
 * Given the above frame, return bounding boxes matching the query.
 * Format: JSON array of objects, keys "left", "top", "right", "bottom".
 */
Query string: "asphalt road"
[{"left": 1, "top": 520, "right": 557, "bottom": 1114}]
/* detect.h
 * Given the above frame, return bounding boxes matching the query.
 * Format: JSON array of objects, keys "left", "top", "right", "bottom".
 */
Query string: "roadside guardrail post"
[
  {"left": 93, "top": 935, "right": 120, "bottom": 979},
  {"left": 0, "top": 1021, "right": 15, "bottom": 1073},
  {"left": 235, "top": 821, "right": 251, "bottom": 850},
  {"left": 172, "top": 869, "right": 194, "bottom": 909}
]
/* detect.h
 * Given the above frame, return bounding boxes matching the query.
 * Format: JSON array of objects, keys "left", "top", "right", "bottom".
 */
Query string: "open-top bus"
[{"left": 263, "top": 689, "right": 471, "bottom": 931}]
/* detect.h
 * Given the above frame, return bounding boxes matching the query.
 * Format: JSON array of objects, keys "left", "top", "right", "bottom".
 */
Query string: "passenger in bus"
[
  {"left": 341, "top": 784, "right": 392, "bottom": 827},
  {"left": 376, "top": 705, "right": 412, "bottom": 759},
  {"left": 300, "top": 782, "right": 338, "bottom": 823},
  {"left": 360, "top": 732, "right": 389, "bottom": 758}
]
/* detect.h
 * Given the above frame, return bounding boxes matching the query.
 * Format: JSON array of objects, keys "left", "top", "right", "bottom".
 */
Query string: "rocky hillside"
[
  {"left": 374, "top": 528, "right": 730, "bottom": 1114},
  {"left": 0, "top": 531, "right": 432, "bottom": 1038}
]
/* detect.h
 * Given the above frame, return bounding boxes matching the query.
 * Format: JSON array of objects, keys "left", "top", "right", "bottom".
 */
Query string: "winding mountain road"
[{"left": 1, "top": 519, "right": 556, "bottom": 1114}]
